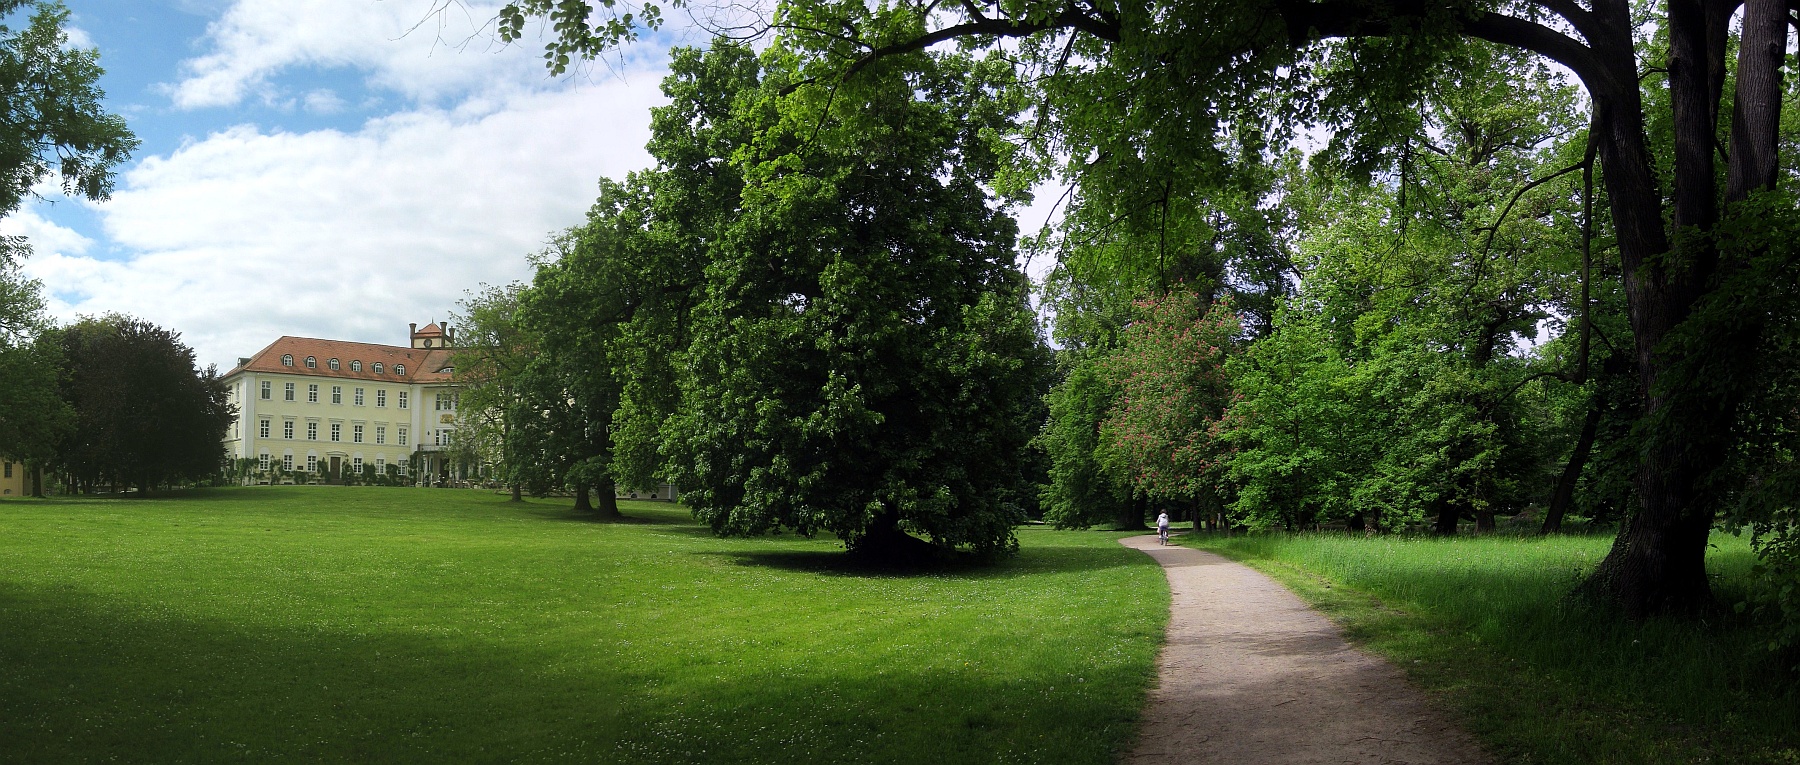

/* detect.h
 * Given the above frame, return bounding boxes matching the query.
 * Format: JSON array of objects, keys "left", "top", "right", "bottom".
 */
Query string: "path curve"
[{"left": 1118, "top": 535, "right": 1491, "bottom": 765}]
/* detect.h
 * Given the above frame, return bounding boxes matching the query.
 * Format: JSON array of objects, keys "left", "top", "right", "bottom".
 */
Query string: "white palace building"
[{"left": 222, "top": 322, "right": 464, "bottom": 484}]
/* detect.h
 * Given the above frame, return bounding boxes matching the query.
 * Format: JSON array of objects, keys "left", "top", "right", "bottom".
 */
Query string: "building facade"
[{"left": 222, "top": 322, "right": 466, "bottom": 484}]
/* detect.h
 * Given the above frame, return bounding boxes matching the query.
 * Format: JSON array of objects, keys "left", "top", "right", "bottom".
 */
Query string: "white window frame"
[
  {"left": 259, "top": 419, "right": 271, "bottom": 439},
  {"left": 376, "top": 389, "right": 386, "bottom": 407},
  {"left": 398, "top": 391, "right": 409, "bottom": 409},
  {"left": 283, "top": 420, "right": 294, "bottom": 440},
  {"left": 375, "top": 425, "right": 386, "bottom": 445},
  {"left": 331, "top": 386, "right": 342, "bottom": 404},
  {"left": 398, "top": 427, "right": 408, "bottom": 446},
  {"left": 307, "top": 384, "right": 318, "bottom": 403},
  {"left": 352, "top": 424, "right": 364, "bottom": 444},
  {"left": 330, "top": 423, "right": 341, "bottom": 442},
  {"left": 284, "top": 382, "right": 295, "bottom": 401},
  {"left": 354, "top": 388, "right": 364, "bottom": 406},
  {"left": 260, "top": 381, "right": 271, "bottom": 400},
  {"left": 306, "top": 421, "right": 318, "bottom": 441}
]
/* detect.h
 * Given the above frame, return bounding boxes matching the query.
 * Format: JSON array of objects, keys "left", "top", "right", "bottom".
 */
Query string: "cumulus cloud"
[{"left": 22, "top": 74, "right": 666, "bottom": 368}]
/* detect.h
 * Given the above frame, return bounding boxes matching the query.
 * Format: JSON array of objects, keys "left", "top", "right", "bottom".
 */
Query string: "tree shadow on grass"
[
  {"left": 0, "top": 579, "right": 1147, "bottom": 765},
  {"left": 714, "top": 540, "right": 1152, "bottom": 580}
]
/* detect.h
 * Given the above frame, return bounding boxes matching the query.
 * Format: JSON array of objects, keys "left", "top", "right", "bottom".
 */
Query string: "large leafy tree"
[
  {"left": 50, "top": 316, "right": 232, "bottom": 494},
  {"left": 655, "top": 45, "right": 1050, "bottom": 559},
  {"left": 0, "top": 0, "right": 135, "bottom": 491},
  {"left": 494, "top": 0, "right": 1799, "bottom": 616}
]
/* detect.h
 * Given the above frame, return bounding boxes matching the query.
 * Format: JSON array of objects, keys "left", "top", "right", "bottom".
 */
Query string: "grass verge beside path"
[
  {"left": 1181, "top": 532, "right": 1800, "bottom": 765},
  {"left": 0, "top": 487, "right": 1165, "bottom": 764}
]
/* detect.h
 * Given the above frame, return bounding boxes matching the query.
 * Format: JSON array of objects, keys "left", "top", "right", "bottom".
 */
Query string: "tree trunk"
[
  {"left": 572, "top": 481, "right": 593, "bottom": 513},
  {"left": 593, "top": 477, "right": 623, "bottom": 521},
  {"left": 30, "top": 465, "right": 42, "bottom": 498},
  {"left": 1544, "top": 403, "right": 1603, "bottom": 534},
  {"left": 1432, "top": 498, "right": 1458, "bottom": 536},
  {"left": 1116, "top": 494, "right": 1147, "bottom": 530},
  {"left": 850, "top": 507, "right": 938, "bottom": 565},
  {"left": 510, "top": 482, "right": 522, "bottom": 502},
  {"left": 1475, "top": 510, "right": 1495, "bottom": 534}
]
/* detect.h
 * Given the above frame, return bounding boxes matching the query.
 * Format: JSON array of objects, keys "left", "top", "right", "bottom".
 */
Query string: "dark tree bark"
[
  {"left": 1432, "top": 498, "right": 1458, "bottom": 536},
  {"left": 1543, "top": 403, "right": 1603, "bottom": 534},
  {"left": 572, "top": 481, "right": 593, "bottom": 513},
  {"left": 30, "top": 464, "right": 42, "bottom": 498},
  {"left": 1116, "top": 494, "right": 1147, "bottom": 530},
  {"left": 1475, "top": 510, "right": 1496, "bottom": 534},
  {"left": 510, "top": 482, "right": 522, "bottom": 502},
  {"left": 594, "top": 476, "right": 623, "bottom": 520}
]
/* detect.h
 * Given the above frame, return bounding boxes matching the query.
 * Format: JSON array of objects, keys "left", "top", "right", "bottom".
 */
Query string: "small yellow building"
[{"left": 0, "top": 459, "right": 29, "bottom": 497}]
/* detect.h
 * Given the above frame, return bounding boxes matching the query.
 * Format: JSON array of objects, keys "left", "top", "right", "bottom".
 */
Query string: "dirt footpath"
[{"left": 1118, "top": 536, "right": 1491, "bottom": 765}]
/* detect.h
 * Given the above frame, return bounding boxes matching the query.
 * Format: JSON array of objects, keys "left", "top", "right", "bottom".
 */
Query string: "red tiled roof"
[
  {"left": 230, "top": 337, "right": 456, "bottom": 383},
  {"left": 413, "top": 322, "right": 445, "bottom": 337}
]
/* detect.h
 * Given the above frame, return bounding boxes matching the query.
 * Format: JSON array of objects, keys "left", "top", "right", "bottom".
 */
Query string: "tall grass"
[{"left": 1185, "top": 532, "right": 1800, "bottom": 764}]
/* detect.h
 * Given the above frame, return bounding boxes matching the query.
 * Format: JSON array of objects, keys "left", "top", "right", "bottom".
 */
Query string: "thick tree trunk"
[
  {"left": 1572, "top": 3, "right": 1728, "bottom": 618},
  {"left": 1432, "top": 498, "right": 1458, "bottom": 536},
  {"left": 850, "top": 508, "right": 938, "bottom": 565},
  {"left": 593, "top": 477, "right": 623, "bottom": 521},
  {"left": 1724, "top": 0, "right": 1787, "bottom": 202},
  {"left": 510, "top": 482, "right": 522, "bottom": 502},
  {"left": 1475, "top": 510, "right": 1496, "bottom": 534},
  {"left": 1543, "top": 403, "right": 1603, "bottom": 534},
  {"left": 1116, "top": 494, "right": 1147, "bottom": 530},
  {"left": 572, "top": 481, "right": 593, "bottom": 513},
  {"left": 30, "top": 465, "right": 42, "bottom": 498}
]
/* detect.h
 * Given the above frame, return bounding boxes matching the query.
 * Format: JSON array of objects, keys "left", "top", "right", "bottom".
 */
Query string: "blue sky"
[
  {"left": 5, "top": 0, "right": 678, "bottom": 369},
  {"left": 9, "top": 1, "right": 1057, "bottom": 369}
]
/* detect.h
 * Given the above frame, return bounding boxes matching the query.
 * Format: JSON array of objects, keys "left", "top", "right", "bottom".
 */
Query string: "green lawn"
[
  {"left": 1181, "top": 531, "right": 1800, "bottom": 765},
  {"left": 0, "top": 488, "right": 1165, "bottom": 764}
]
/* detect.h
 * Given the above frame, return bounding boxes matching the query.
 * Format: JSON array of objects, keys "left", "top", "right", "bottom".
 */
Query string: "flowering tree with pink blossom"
[{"left": 1096, "top": 291, "right": 1239, "bottom": 508}]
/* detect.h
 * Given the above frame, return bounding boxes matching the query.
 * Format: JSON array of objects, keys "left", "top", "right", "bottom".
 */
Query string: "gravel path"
[{"left": 1118, "top": 535, "right": 1491, "bottom": 765}]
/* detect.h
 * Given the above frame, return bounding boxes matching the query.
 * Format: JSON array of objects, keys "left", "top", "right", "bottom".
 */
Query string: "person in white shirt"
[{"left": 1157, "top": 511, "right": 1171, "bottom": 545}]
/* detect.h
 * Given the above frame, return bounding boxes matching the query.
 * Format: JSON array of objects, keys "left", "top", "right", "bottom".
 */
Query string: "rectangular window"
[
  {"left": 4, "top": 462, "right": 11, "bottom": 478},
  {"left": 259, "top": 453, "right": 270, "bottom": 471},
  {"left": 282, "top": 454, "right": 293, "bottom": 470},
  {"left": 353, "top": 424, "right": 364, "bottom": 443},
  {"left": 306, "top": 455, "right": 318, "bottom": 472},
  {"left": 375, "top": 426, "right": 386, "bottom": 445},
  {"left": 284, "top": 382, "right": 295, "bottom": 401},
  {"left": 260, "top": 381, "right": 271, "bottom": 400},
  {"left": 352, "top": 456, "right": 364, "bottom": 473},
  {"left": 283, "top": 420, "right": 294, "bottom": 439},
  {"left": 308, "top": 384, "right": 318, "bottom": 403},
  {"left": 398, "top": 427, "right": 408, "bottom": 446},
  {"left": 331, "top": 386, "right": 342, "bottom": 404},
  {"left": 307, "top": 422, "right": 318, "bottom": 441},
  {"left": 398, "top": 391, "right": 408, "bottom": 409},
  {"left": 330, "top": 423, "right": 341, "bottom": 442},
  {"left": 354, "top": 388, "right": 365, "bottom": 406},
  {"left": 376, "top": 389, "right": 386, "bottom": 407},
  {"left": 259, "top": 419, "right": 271, "bottom": 439}
]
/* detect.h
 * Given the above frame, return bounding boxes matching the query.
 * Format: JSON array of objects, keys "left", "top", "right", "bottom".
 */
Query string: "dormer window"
[
  {"left": 372, "top": 362, "right": 384, "bottom": 374},
  {"left": 394, "top": 364, "right": 405, "bottom": 376},
  {"left": 350, "top": 360, "right": 363, "bottom": 372},
  {"left": 281, "top": 354, "right": 294, "bottom": 366},
  {"left": 305, "top": 356, "right": 317, "bottom": 368},
  {"left": 328, "top": 358, "right": 340, "bottom": 370}
]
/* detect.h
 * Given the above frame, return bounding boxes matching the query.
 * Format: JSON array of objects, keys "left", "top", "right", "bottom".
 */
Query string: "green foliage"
[
  {"left": 657, "top": 45, "right": 1050, "bottom": 556},
  {"left": 1036, "top": 349, "right": 1132, "bottom": 529},
  {"left": 48, "top": 315, "right": 233, "bottom": 493},
  {"left": 1096, "top": 291, "right": 1238, "bottom": 503},
  {"left": 0, "top": 1, "right": 135, "bottom": 214}
]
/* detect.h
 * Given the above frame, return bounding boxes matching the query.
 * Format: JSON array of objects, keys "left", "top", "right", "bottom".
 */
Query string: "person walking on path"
[{"left": 1156, "top": 511, "right": 1170, "bottom": 545}]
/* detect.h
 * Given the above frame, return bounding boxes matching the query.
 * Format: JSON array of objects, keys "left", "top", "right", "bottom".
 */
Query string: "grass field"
[
  {"left": 0, "top": 487, "right": 1165, "bottom": 764},
  {"left": 1182, "top": 531, "right": 1800, "bottom": 765}
]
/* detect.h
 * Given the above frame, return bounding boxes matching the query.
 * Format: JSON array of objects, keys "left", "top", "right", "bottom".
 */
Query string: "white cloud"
[
  {"left": 0, "top": 207, "right": 95, "bottom": 258},
  {"left": 23, "top": 74, "right": 667, "bottom": 368},
  {"left": 164, "top": 0, "right": 548, "bottom": 109},
  {"left": 303, "top": 88, "right": 347, "bottom": 114}
]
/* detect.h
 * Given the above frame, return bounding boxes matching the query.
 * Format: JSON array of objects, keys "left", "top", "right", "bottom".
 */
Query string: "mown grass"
[
  {"left": 1181, "top": 530, "right": 1800, "bottom": 765},
  {"left": 0, "top": 487, "right": 1165, "bottom": 764}
]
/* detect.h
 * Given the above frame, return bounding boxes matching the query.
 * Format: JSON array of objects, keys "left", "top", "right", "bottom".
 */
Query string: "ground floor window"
[
  {"left": 306, "top": 455, "right": 318, "bottom": 472},
  {"left": 352, "top": 456, "right": 363, "bottom": 473},
  {"left": 259, "top": 453, "right": 270, "bottom": 471},
  {"left": 282, "top": 454, "right": 293, "bottom": 470}
]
